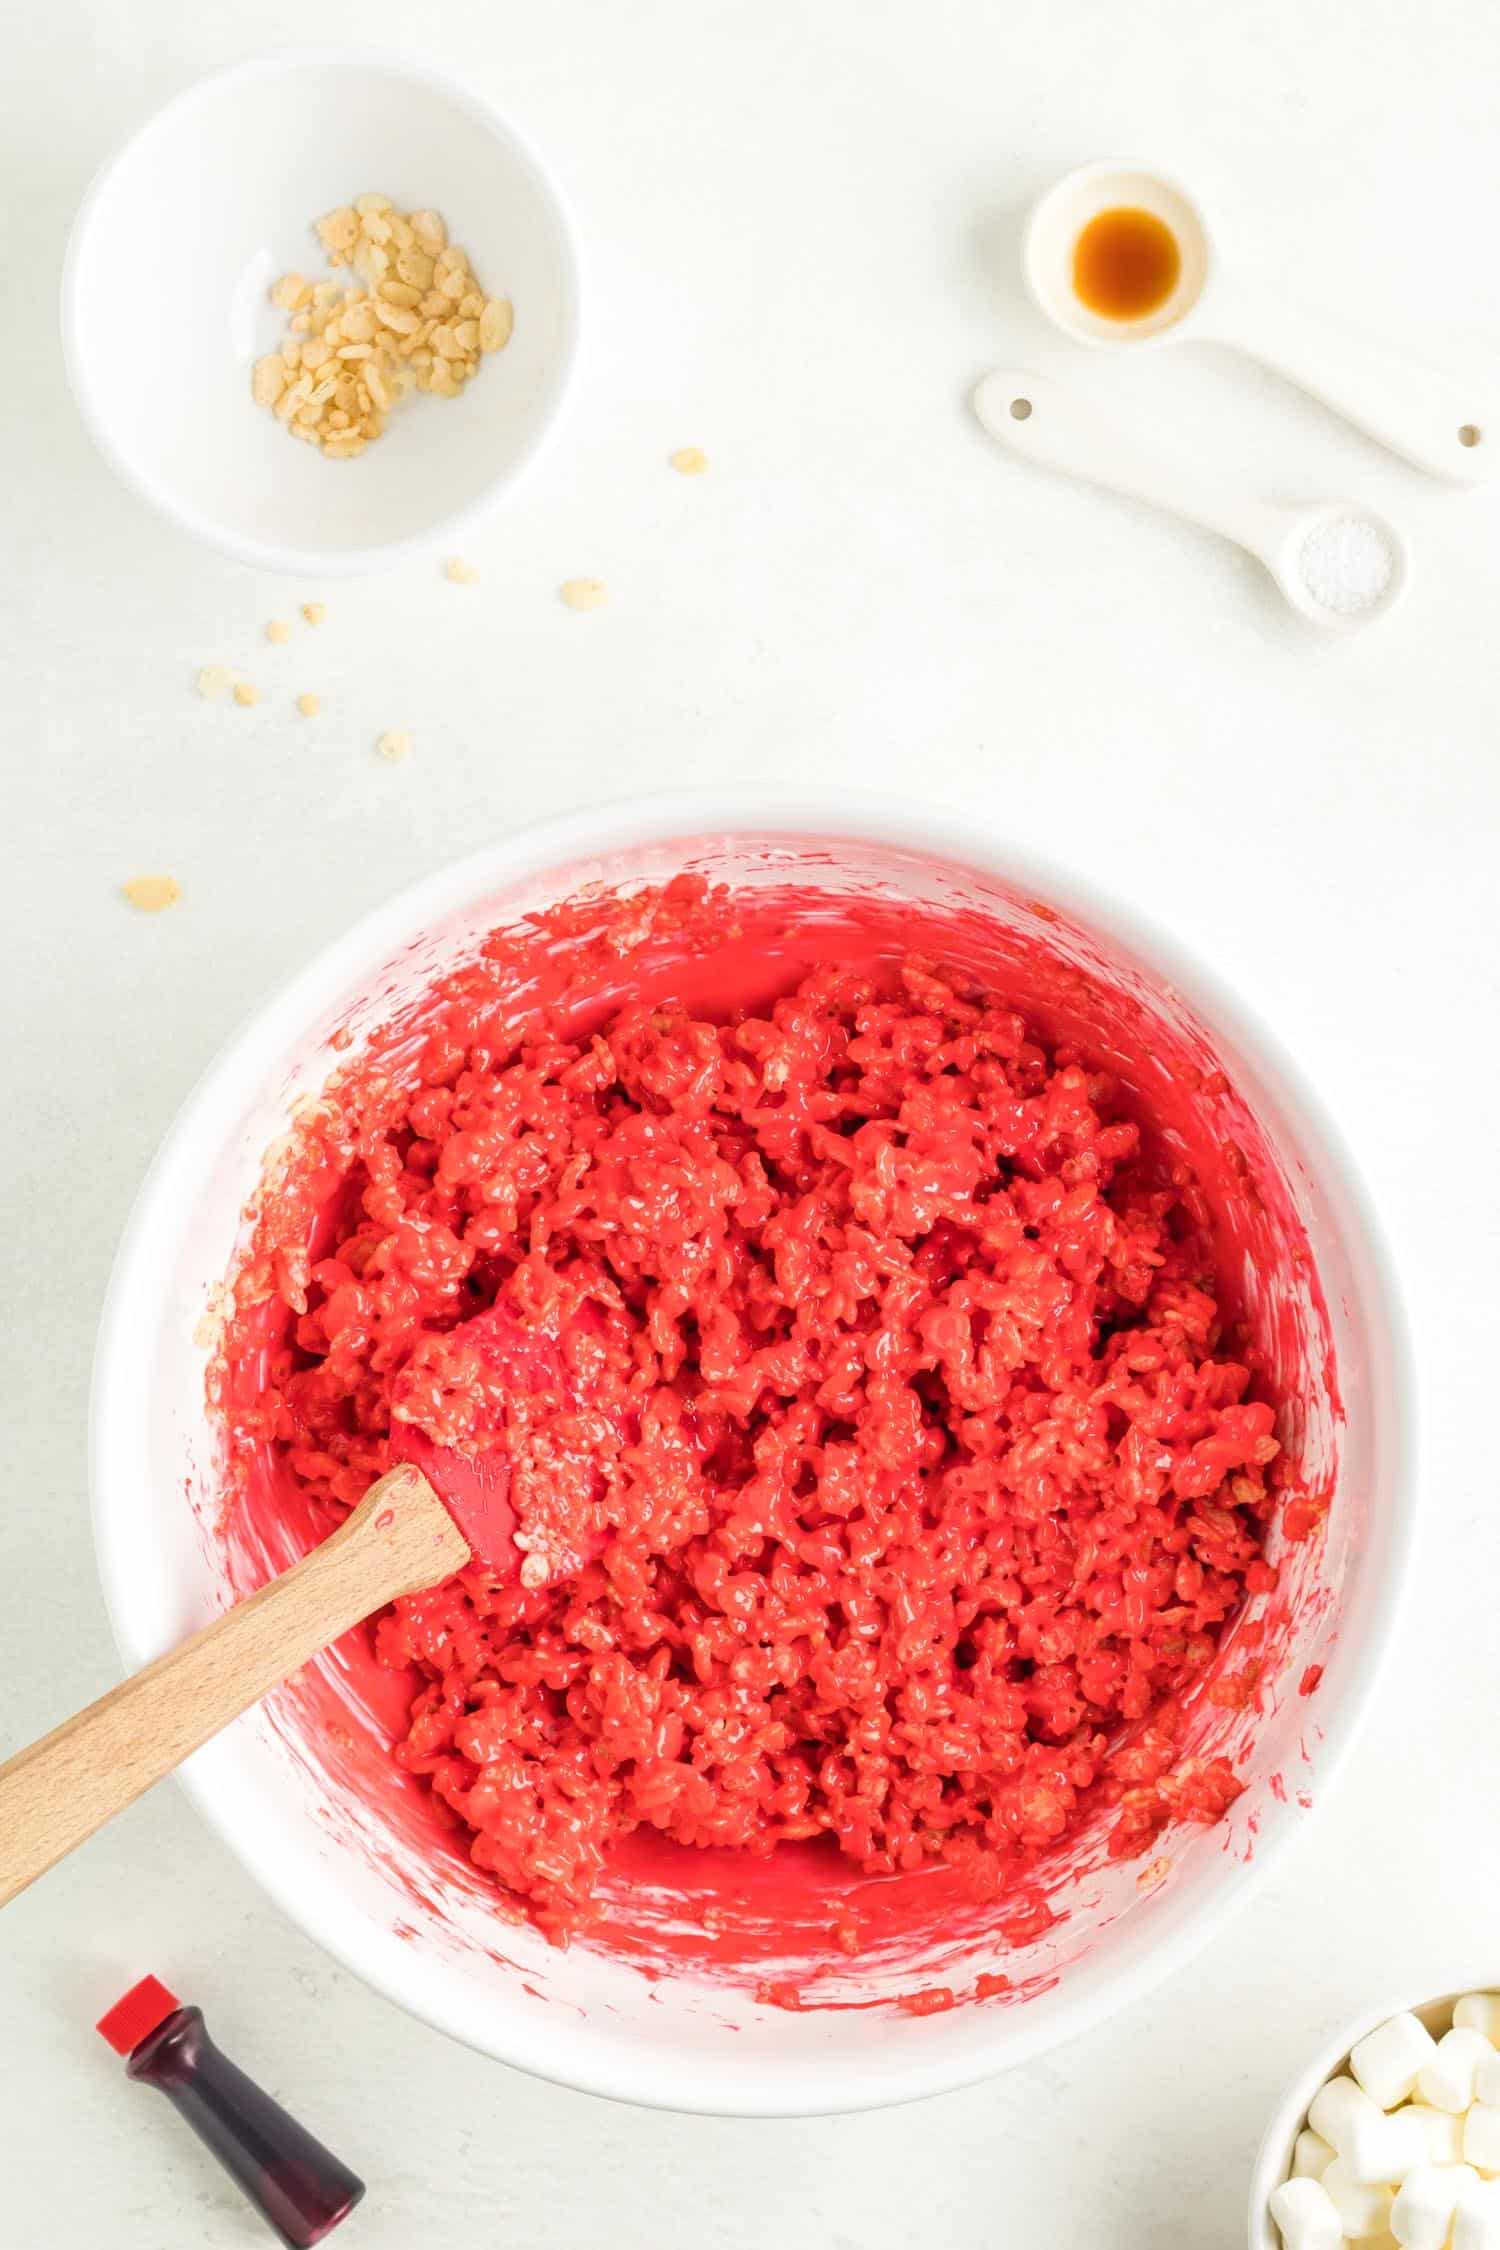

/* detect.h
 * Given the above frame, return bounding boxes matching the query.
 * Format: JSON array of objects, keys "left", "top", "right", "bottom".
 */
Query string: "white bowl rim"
[
  {"left": 89, "top": 784, "right": 1419, "bottom": 2115},
  {"left": 1245, "top": 1980, "right": 1493, "bottom": 2248},
  {"left": 59, "top": 44, "right": 584, "bottom": 578}
]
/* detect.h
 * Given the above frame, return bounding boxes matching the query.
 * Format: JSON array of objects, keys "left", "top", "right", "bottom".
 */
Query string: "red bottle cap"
[{"left": 97, "top": 1974, "right": 181, "bottom": 2056}]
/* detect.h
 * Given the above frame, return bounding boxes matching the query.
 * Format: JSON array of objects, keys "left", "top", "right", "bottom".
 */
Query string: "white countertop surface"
[{"left": 4, "top": 0, "right": 1499, "bottom": 2240}]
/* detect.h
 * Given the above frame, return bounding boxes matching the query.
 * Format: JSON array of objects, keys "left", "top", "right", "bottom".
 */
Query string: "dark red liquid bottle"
[{"left": 97, "top": 1976, "right": 365, "bottom": 2247}]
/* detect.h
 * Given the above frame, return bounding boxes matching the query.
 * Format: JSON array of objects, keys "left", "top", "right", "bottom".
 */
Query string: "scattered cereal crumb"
[
  {"left": 445, "top": 557, "right": 480, "bottom": 585},
  {"left": 670, "top": 447, "right": 708, "bottom": 475},
  {"left": 197, "top": 665, "right": 233, "bottom": 700},
  {"left": 301, "top": 602, "right": 326, "bottom": 626},
  {"left": 123, "top": 876, "right": 181, "bottom": 913},
  {"left": 266, "top": 619, "right": 292, "bottom": 644},
  {"left": 560, "top": 578, "right": 608, "bottom": 611},
  {"left": 234, "top": 680, "right": 259, "bottom": 707},
  {"left": 296, "top": 693, "right": 321, "bottom": 718},
  {"left": 376, "top": 730, "right": 411, "bottom": 761}
]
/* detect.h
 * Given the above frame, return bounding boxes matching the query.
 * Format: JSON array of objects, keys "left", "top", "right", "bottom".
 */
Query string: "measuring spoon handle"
[
  {"left": 972, "top": 367, "right": 1289, "bottom": 565},
  {"left": 1206, "top": 283, "right": 1492, "bottom": 485}
]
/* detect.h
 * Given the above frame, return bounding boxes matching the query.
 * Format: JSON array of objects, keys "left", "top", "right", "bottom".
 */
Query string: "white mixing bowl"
[
  {"left": 62, "top": 50, "right": 582, "bottom": 575},
  {"left": 90, "top": 790, "right": 1413, "bottom": 2115}
]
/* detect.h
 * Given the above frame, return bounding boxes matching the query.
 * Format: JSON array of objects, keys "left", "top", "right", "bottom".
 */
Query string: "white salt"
[{"left": 1295, "top": 514, "right": 1395, "bottom": 615}]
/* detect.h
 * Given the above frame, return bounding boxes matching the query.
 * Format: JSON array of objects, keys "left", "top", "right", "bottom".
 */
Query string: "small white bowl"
[
  {"left": 1247, "top": 1982, "right": 1493, "bottom": 2247},
  {"left": 61, "top": 50, "right": 582, "bottom": 576}
]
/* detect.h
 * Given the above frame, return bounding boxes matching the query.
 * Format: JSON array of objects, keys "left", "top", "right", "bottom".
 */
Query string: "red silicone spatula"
[{"left": 0, "top": 1304, "right": 604, "bottom": 1908}]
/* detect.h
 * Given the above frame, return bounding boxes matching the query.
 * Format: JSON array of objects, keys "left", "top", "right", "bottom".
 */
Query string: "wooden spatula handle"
[{"left": 0, "top": 1466, "right": 468, "bottom": 1908}]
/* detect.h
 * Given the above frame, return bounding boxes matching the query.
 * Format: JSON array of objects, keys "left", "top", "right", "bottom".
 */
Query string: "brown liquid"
[{"left": 1072, "top": 207, "right": 1181, "bottom": 321}]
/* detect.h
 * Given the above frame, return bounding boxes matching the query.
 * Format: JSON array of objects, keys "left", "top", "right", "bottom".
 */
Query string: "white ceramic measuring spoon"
[
  {"left": 1022, "top": 160, "right": 1491, "bottom": 485},
  {"left": 972, "top": 366, "right": 1409, "bottom": 629}
]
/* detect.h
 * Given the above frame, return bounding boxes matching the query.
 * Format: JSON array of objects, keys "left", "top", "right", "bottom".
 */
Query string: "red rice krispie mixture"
[{"left": 216, "top": 896, "right": 1278, "bottom": 1944}]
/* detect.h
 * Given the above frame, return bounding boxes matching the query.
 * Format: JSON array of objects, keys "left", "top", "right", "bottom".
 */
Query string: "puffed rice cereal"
[
  {"left": 123, "top": 877, "right": 181, "bottom": 913},
  {"left": 253, "top": 199, "right": 514, "bottom": 460}
]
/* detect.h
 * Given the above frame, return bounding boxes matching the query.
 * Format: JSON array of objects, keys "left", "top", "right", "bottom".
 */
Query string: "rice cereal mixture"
[{"left": 214, "top": 878, "right": 1281, "bottom": 1946}]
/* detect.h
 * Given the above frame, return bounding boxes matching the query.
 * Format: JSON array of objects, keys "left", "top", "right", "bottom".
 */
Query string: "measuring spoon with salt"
[
  {"left": 972, "top": 366, "right": 1408, "bottom": 629},
  {"left": 1022, "top": 161, "right": 1492, "bottom": 486}
]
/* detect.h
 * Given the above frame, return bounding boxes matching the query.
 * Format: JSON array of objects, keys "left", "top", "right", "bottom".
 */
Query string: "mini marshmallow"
[
  {"left": 1294, "top": 2129, "right": 1337, "bottom": 2182},
  {"left": 1454, "top": 2181, "right": 1500, "bottom": 2250},
  {"left": 1353, "top": 2015, "right": 1441, "bottom": 2111},
  {"left": 1455, "top": 1997, "right": 1500, "bottom": 2045},
  {"left": 1421, "top": 2027, "right": 1495, "bottom": 2113},
  {"left": 1322, "top": 2159, "right": 1394, "bottom": 2238},
  {"left": 1312, "top": 2075, "right": 1385, "bottom": 2156},
  {"left": 1391, "top": 2108, "right": 1453, "bottom": 2182},
  {"left": 1408, "top": 2105, "right": 1465, "bottom": 2167},
  {"left": 1477, "top": 2053, "right": 1500, "bottom": 2109},
  {"left": 1465, "top": 2106, "right": 1500, "bottom": 2174},
  {"left": 1270, "top": 2175, "right": 1342, "bottom": 2250},
  {"left": 1346, "top": 2104, "right": 1438, "bottom": 2189},
  {"left": 1391, "top": 2164, "right": 1480, "bottom": 2250}
]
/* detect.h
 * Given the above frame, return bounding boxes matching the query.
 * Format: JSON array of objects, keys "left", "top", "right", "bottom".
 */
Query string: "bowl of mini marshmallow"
[{"left": 1252, "top": 1987, "right": 1500, "bottom": 2250}]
